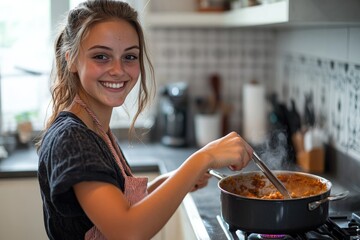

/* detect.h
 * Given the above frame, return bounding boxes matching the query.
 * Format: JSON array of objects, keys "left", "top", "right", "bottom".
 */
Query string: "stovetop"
[
  {"left": 217, "top": 213, "right": 360, "bottom": 240},
  {"left": 217, "top": 193, "right": 360, "bottom": 240}
]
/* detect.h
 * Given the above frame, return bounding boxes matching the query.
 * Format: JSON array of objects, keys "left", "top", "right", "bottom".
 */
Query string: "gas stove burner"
[
  {"left": 259, "top": 234, "right": 286, "bottom": 239},
  {"left": 217, "top": 213, "right": 360, "bottom": 240},
  {"left": 248, "top": 234, "right": 289, "bottom": 240}
]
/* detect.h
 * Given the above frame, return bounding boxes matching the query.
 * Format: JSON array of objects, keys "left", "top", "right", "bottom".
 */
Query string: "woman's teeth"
[{"left": 101, "top": 82, "right": 124, "bottom": 89}]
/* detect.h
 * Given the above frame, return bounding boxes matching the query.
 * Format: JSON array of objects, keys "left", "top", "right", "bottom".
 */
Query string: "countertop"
[
  {"left": 0, "top": 143, "right": 196, "bottom": 178},
  {"left": 1, "top": 143, "right": 359, "bottom": 240}
]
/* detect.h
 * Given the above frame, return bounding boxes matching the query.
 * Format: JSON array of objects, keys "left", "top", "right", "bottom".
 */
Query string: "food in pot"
[{"left": 221, "top": 173, "right": 328, "bottom": 200}]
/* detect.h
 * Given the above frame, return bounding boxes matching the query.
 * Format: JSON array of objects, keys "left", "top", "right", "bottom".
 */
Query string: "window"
[
  {"left": 0, "top": 0, "right": 51, "bottom": 133},
  {"left": 0, "top": 0, "right": 153, "bottom": 136}
]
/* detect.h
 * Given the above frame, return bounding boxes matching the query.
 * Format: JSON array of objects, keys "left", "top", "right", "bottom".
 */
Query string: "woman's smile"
[{"left": 100, "top": 81, "right": 126, "bottom": 90}]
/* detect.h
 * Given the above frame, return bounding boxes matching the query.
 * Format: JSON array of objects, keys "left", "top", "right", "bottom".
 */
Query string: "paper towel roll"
[{"left": 243, "top": 83, "right": 267, "bottom": 145}]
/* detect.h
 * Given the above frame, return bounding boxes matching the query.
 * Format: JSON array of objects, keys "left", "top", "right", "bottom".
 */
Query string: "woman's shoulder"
[
  {"left": 50, "top": 111, "right": 87, "bottom": 134},
  {"left": 40, "top": 111, "right": 109, "bottom": 162},
  {"left": 56, "top": 111, "right": 86, "bottom": 126},
  {"left": 43, "top": 111, "right": 97, "bottom": 146}
]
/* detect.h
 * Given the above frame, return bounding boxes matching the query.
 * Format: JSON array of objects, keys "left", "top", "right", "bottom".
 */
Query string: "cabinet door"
[
  {"left": 0, "top": 178, "right": 47, "bottom": 240},
  {"left": 0, "top": 174, "right": 197, "bottom": 240}
]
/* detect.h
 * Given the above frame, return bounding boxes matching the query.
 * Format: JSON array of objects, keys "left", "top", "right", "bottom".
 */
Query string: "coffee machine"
[{"left": 159, "top": 82, "right": 188, "bottom": 147}]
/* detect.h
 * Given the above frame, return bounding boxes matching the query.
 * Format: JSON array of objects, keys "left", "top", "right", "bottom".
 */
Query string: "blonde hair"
[{"left": 36, "top": 0, "right": 155, "bottom": 149}]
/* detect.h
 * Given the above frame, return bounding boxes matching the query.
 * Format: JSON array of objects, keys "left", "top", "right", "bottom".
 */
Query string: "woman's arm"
[
  {"left": 147, "top": 170, "right": 211, "bottom": 193},
  {"left": 74, "top": 131, "right": 253, "bottom": 240},
  {"left": 147, "top": 171, "right": 172, "bottom": 193}
]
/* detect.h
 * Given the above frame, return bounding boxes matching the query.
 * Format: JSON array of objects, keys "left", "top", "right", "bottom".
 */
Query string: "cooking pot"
[{"left": 209, "top": 170, "right": 348, "bottom": 233}]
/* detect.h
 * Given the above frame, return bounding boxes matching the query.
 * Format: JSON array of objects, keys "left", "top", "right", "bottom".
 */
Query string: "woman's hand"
[
  {"left": 190, "top": 172, "right": 211, "bottom": 192},
  {"left": 198, "top": 131, "right": 253, "bottom": 171},
  {"left": 148, "top": 170, "right": 211, "bottom": 193}
]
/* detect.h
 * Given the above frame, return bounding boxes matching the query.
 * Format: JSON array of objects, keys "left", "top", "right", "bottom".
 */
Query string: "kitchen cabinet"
[
  {"left": 144, "top": 0, "right": 360, "bottom": 28},
  {"left": 0, "top": 178, "right": 47, "bottom": 240},
  {"left": 0, "top": 173, "right": 200, "bottom": 240}
]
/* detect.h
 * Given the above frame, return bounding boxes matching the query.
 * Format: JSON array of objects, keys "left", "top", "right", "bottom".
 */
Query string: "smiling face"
[{"left": 72, "top": 19, "right": 140, "bottom": 113}]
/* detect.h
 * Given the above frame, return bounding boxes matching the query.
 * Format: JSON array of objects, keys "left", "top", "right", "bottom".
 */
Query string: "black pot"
[{"left": 209, "top": 170, "right": 348, "bottom": 233}]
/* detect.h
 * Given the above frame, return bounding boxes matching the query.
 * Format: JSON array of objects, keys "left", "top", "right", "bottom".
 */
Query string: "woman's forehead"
[{"left": 83, "top": 20, "right": 139, "bottom": 47}]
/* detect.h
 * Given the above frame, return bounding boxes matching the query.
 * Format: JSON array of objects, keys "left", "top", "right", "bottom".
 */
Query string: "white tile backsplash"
[
  {"left": 148, "top": 26, "right": 360, "bottom": 162},
  {"left": 149, "top": 27, "right": 276, "bottom": 133}
]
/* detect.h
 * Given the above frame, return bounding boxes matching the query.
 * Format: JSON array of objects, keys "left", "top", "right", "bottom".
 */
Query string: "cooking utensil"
[
  {"left": 209, "top": 170, "right": 348, "bottom": 233},
  {"left": 288, "top": 99, "right": 301, "bottom": 135},
  {"left": 252, "top": 152, "right": 292, "bottom": 199}
]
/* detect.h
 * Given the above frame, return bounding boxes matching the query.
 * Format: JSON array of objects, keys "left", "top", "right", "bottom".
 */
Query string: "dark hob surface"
[{"left": 329, "top": 194, "right": 360, "bottom": 216}]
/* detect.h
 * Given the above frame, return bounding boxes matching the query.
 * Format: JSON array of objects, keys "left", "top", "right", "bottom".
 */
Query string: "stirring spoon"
[{"left": 252, "top": 152, "right": 292, "bottom": 199}]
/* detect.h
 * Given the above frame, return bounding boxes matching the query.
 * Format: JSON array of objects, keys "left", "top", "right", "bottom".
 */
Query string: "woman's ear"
[{"left": 65, "top": 51, "right": 77, "bottom": 73}]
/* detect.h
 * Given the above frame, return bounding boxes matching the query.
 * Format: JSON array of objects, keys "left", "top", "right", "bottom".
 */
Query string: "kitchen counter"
[
  {"left": 1, "top": 143, "right": 359, "bottom": 240},
  {"left": 0, "top": 143, "right": 192, "bottom": 178},
  {"left": 0, "top": 147, "right": 39, "bottom": 178}
]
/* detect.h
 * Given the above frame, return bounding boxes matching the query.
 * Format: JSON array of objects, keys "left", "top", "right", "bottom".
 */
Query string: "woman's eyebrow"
[
  {"left": 88, "top": 45, "right": 111, "bottom": 51},
  {"left": 87, "top": 45, "right": 140, "bottom": 51},
  {"left": 125, "top": 45, "right": 140, "bottom": 51}
]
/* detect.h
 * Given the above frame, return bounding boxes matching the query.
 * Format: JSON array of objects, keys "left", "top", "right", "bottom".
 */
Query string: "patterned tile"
[{"left": 282, "top": 54, "right": 360, "bottom": 160}]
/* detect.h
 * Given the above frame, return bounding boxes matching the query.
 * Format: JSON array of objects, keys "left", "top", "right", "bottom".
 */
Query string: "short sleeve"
[{"left": 48, "top": 124, "right": 122, "bottom": 217}]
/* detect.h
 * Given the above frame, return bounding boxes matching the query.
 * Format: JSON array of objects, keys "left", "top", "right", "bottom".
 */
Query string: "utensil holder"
[{"left": 296, "top": 147, "right": 325, "bottom": 173}]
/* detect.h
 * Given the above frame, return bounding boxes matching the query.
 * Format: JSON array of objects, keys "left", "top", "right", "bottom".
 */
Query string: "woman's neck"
[{"left": 67, "top": 95, "right": 112, "bottom": 133}]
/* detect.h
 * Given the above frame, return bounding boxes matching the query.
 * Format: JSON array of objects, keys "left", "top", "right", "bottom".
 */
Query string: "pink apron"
[{"left": 74, "top": 97, "right": 148, "bottom": 240}]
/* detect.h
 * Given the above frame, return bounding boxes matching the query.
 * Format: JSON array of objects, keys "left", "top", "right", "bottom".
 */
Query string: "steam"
[{"left": 258, "top": 129, "right": 292, "bottom": 170}]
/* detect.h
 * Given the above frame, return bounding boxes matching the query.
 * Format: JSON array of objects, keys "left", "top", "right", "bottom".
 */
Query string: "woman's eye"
[
  {"left": 124, "top": 54, "right": 138, "bottom": 61},
  {"left": 93, "top": 54, "right": 108, "bottom": 60}
]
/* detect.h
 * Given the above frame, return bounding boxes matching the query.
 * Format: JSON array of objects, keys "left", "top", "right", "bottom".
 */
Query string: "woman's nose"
[{"left": 109, "top": 60, "right": 124, "bottom": 76}]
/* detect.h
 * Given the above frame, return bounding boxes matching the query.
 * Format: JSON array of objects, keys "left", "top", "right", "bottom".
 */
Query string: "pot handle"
[
  {"left": 308, "top": 191, "right": 349, "bottom": 211},
  {"left": 208, "top": 169, "right": 227, "bottom": 180}
]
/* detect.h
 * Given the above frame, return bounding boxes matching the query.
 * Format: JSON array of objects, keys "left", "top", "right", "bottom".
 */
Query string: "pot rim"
[{"left": 218, "top": 170, "right": 332, "bottom": 201}]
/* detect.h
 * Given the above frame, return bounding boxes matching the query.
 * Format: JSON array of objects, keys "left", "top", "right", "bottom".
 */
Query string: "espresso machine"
[{"left": 159, "top": 82, "right": 188, "bottom": 147}]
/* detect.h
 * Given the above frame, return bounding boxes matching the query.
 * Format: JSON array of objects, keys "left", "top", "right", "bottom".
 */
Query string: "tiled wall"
[
  {"left": 148, "top": 27, "right": 276, "bottom": 132},
  {"left": 275, "top": 27, "right": 360, "bottom": 162},
  {"left": 279, "top": 55, "right": 360, "bottom": 160},
  {"left": 148, "top": 26, "right": 360, "bottom": 163}
]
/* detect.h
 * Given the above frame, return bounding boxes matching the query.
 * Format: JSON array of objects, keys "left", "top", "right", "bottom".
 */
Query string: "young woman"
[{"left": 37, "top": 1, "right": 253, "bottom": 239}]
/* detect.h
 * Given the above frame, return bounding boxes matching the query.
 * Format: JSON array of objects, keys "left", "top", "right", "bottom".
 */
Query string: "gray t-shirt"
[{"left": 38, "top": 111, "right": 127, "bottom": 240}]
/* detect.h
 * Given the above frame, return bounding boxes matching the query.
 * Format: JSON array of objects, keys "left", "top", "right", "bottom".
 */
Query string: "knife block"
[{"left": 296, "top": 147, "right": 325, "bottom": 173}]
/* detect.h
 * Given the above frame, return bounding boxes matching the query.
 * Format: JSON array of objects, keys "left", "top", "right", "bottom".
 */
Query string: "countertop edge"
[
  {"left": 0, "top": 170, "right": 37, "bottom": 178},
  {"left": 183, "top": 194, "right": 211, "bottom": 240}
]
